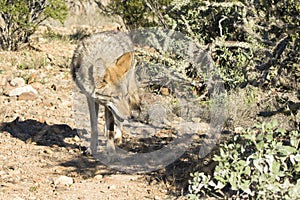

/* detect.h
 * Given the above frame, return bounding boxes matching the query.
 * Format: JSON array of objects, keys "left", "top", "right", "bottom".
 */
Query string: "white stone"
[
  {"left": 10, "top": 77, "right": 25, "bottom": 87},
  {"left": 94, "top": 174, "right": 103, "bottom": 180},
  {"left": 8, "top": 85, "right": 38, "bottom": 97},
  {"left": 54, "top": 175, "right": 74, "bottom": 186}
]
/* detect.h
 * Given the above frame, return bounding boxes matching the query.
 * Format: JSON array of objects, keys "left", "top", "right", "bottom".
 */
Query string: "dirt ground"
[{"left": 0, "top": 23, "right": 204, "bottom": 199}]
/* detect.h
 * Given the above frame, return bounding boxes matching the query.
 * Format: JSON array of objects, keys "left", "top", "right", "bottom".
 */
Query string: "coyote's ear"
[
  {"left": 115, "top": 52, "right": 133, "bottom": 74},
  {"left": 103, "top": 52, "right": 134, "bottom": 85}
]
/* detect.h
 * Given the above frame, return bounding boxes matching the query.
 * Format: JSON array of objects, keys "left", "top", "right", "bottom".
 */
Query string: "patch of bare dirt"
[{"left": 0, "top": 126, "right": 176, "bottom": 200}]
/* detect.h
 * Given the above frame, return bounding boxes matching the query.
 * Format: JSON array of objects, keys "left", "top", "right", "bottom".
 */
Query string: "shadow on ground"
[
  {"left": 1, "top": 117, "right": 78, "bottom": 148},
  {"left": 0, "top": 117, "right": 224, "bottom": 195},
  {"left": 0, "top": 117, "right": 118, "bottom": 177}
]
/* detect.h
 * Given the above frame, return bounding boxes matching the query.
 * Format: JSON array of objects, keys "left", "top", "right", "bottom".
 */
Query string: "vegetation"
[
  {"left": 188, "top": 121, "right": 300, "bottom": 199},
  {"left": 102, "top": 0, "right": 300, "bottom": 198},
  {"left": 103, "top": 0, "right": 300, "bottom": 91},
  {"left": 0, "top": 0, "right": 68, "bottom": 51},
  {"left": 99, "top": 0, "right": 173, "bottom": 29}
]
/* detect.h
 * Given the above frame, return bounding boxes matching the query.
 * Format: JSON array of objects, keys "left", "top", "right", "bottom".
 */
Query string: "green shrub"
[
  {"left": 104, "top": 0, "right": 299, "bottom": 90},
  {"left": 101, "top": 0, "right": 173, "bottom": 29},
  {"left": 188, "top": 120, "right": 300, "bottom": 199},
  {"left": 0, "top": 0, "right": 68, "bottom": 51},
  {"left": 165, "top": 0, "right": 300, "bottom": 90}
]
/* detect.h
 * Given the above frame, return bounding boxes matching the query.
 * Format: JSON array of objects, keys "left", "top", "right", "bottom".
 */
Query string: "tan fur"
[{"left": 104, "top": 52, "right": 132, "bottom": 85}]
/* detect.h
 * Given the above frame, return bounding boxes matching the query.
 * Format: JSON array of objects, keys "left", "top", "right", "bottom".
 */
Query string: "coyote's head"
[{"left": 95, "top": 52, "right": 140, "bottom": 121}]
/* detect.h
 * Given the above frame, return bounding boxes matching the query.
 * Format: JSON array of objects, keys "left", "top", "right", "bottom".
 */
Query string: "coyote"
[{"left": 71, "top": 31, "right": 139, "bottom": 156}]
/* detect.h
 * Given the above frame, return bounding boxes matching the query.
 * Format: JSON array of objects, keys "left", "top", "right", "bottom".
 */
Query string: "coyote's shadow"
[
  {"left": 0, "top": 117, "right": 79, "bottom": 148},
  {"left": 0, "top": 117, "right": 118, "bottom": 177}
]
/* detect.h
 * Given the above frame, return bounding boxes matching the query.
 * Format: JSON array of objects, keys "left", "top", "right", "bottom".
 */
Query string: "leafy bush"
[
  {"left": 104, "top": 0, "right": 300, "bottom": 90},
  {"left": 188, "top": 121, "right": 300, "bottom": 199},
  {"left": 0, "top": 0, "right": 68, "bottom": 51},
  {"left": 164, "top": 0, "right": 300, "bottom": 90},
  {"left": 100, "top": 0, "right": 172, "bottom": 29}
]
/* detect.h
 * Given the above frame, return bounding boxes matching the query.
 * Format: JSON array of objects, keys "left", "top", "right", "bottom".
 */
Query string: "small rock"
[
  {"left": 18, "top": 92, "right": 38, "bottom": 101},
  {"left": 94, "top": 174, "right": 103, "bottom": 180},
  {"left": 54, "top": 175, "right": 73, "bottom": 186},
  {"left": 9, "top": 77, "right": 25, "bottom": 87},
  {"left": 8, "top": 85, "right": 38, "bottom": 97}
]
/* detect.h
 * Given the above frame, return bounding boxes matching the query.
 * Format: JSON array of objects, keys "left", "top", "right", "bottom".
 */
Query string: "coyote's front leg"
[
  {"left": 114, "top": 120, "right": 123, "bottom": 145},
  {"left": 105, "top": 106, "right": 116, "bottom": 156},
  {"left": 87, "top": 96, "right": 99, "bottom": 155}
]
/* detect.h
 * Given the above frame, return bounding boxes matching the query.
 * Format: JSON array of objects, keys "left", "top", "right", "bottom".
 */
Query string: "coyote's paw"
[{"left": 114, "top": 128, "right": 123, "bottom": 145}]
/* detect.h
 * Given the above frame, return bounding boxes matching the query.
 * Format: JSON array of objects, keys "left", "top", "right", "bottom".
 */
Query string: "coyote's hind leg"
[{"left": 87, "top": 96, "right": 99, "bottom": 155}]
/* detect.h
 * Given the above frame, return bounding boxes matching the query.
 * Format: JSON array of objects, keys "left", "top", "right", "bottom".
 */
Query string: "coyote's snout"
[{"left": 71, "top": 31, "right": 140, "bottom": 156}]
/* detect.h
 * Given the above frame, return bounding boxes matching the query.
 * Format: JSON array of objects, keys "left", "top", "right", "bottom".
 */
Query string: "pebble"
[
  {"left": 9, "top": 77, "right": 25, "bottom": 87},
  {"left": 94, "top": 174, "right": 103, "bottom": 180},
  {"left": 53, "top": 175, "right": 73, "bottom": 186},
  {"left": 8, "top": 85, "right": 38, "bottom": 97}
]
